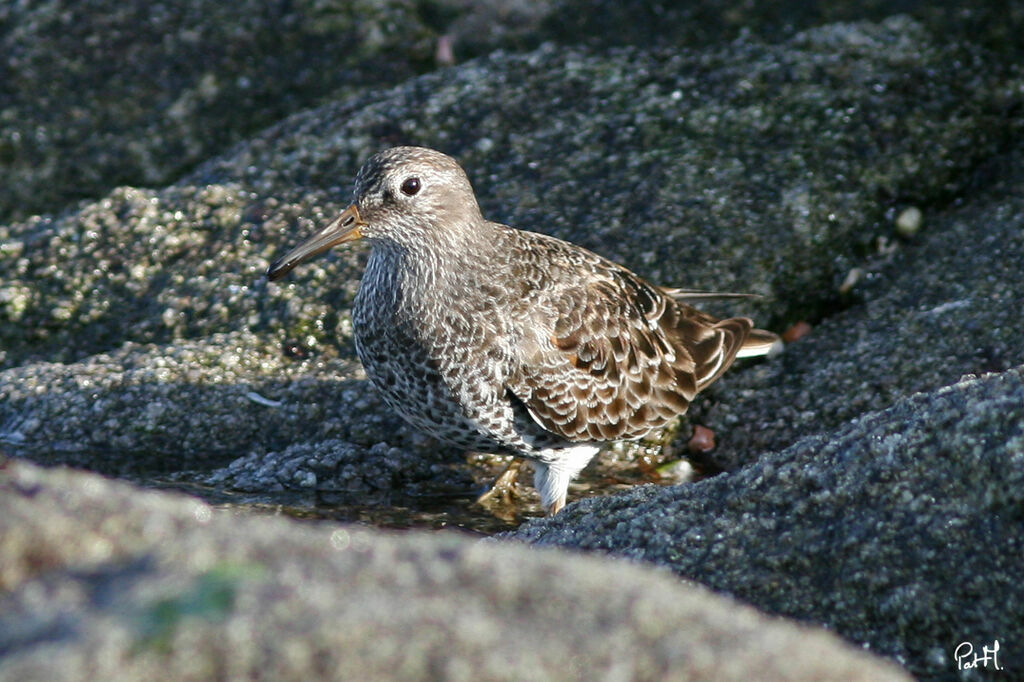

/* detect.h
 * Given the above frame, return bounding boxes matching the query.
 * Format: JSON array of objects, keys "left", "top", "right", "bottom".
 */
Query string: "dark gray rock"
[
  {"left": 0, "top": 331, "right": 468, "bottom": 496},
  {"left": 0, "top": 1, "right": 444, "bottom": 224},
  {"left": 0, "top": 459, "right": 909, "bottom": 681},
  {"left": 0, "top": 12, "right": 1021, "bottom": 502},
  {"left": 688, "top": 140, "right": 1024, "bottom": 471},
  {"left": 5, "top": 16, "right": 1019, "bottom": 369},
  {"left": 5, "top": 0, "right": 1020, "bottom": 226},
  {"left": 538, "top": 0, "right": 1024, "bottom": 58},
  {"left": 1, "top": 16, "right": 1017, "bottom": 512},
  {"left": 508, "top": 366, "right": 1024, "bottom": 679}
]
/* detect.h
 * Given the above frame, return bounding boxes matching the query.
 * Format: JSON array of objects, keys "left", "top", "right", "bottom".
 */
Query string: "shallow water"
[
  {"left": 145, "top": 478, "right": 527, "bottom": 535},
  {"left": 8, "top": 439, "right": 692, "bottom": 536},
  {"left": 141, "top": 451, "right": 691, "bottom": 536}
]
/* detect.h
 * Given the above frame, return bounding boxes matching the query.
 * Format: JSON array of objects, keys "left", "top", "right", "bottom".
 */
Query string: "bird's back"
[{"left": 498, "top": 225, "right": 772, "bottom": 444}]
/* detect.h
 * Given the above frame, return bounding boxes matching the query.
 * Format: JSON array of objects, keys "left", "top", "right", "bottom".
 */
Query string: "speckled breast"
[{"left": 350, "top": 279, "right": 520, "bottom": 454}]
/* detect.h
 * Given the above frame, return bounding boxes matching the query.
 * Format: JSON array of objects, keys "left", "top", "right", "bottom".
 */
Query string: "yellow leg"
[{"left": 476, "top": 458, "right": 525, "bottom": 506}]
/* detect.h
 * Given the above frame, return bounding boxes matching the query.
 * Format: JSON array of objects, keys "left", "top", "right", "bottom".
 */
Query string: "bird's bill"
[{"left": 266, "top": 204, "right": 365, "bottom": 281}]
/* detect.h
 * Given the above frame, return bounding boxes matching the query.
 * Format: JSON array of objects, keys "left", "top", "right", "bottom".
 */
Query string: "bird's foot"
[{"left": 476, "top": 458, "right": 525, "bottom": 507}]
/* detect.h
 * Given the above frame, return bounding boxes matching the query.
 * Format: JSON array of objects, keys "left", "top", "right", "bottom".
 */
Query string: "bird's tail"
[
  {"left": 735, "top": 327, "right": 783, "bottom": 358},
  {"left": 662, "top": 287, "right": 783, "bottom": 359}
]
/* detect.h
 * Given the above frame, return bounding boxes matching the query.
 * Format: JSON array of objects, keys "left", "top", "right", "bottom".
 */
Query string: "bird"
[{"left": 267, "top": 146, "right": 779, "bottom": 514}]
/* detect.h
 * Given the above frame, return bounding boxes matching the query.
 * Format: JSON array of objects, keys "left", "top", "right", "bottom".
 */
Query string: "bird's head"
[{"left": 267, "top": 146, "right": 483, "bottom": 281}]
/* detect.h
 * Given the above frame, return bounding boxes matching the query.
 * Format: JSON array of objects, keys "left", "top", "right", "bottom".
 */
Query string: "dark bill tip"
[{"left": 266, "top": 205, "right": 365, "bottom": 281}]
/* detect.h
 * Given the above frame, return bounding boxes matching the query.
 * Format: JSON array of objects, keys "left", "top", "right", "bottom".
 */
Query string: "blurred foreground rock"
[{"left": 0, "top": 460, "right": 909, "bottom": 681}]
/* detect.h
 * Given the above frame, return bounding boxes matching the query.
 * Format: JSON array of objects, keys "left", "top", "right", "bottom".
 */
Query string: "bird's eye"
[{"left": 400, "top": 177, "right": 421, "bottom": 196}]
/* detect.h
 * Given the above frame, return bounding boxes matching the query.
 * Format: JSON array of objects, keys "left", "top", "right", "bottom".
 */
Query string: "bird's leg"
[
  {"left": 546, "top": 494, "right": 566, "bottom": 515},
  {"left": 533, "top": 460, "right": 572, "bottom": 515},
  {"left": 476, "top": 457, "right": 525, "bottom": 506},
  {"left": 534, "top": 445, "right": 601, "bottom": 515}
]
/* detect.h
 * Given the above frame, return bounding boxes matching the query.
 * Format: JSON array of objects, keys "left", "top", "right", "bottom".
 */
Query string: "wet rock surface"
[{"left": 3, "top": 3, "right": 1023, "bottom": 679}]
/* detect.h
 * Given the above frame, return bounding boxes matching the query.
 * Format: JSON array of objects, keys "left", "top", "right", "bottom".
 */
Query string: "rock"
[
  {"left": 0, "top": 460, "right": 908, "bottom": 681},
  {"left": 3, "top": 18, "right": 1020, "bottom": 484},
  {"left": 2, "top": 6, "right": 1022, "bottom": 680},
  {"left": 507, "top": 366, "right": 1024, "bottom": 679},
  {"left": 5, "top": 1, "right": 1022, "bottom": 225},
  {"left": 0, "top": 1, "right": 440, "bottom": 224},
  {"left": 686, "top": 136, "right": 1024, "bottom": 471}
]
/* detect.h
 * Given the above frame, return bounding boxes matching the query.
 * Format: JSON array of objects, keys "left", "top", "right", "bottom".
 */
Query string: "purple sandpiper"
[{"left": 268, "top": 146, "right": 779, "bottom": 514}]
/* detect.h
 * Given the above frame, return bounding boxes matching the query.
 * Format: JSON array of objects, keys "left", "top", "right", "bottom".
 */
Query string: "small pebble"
[
  {"left": 838, "top": 268, "right": 863, "bottom": 295},
  {"left": 688, "top": 425, "right": 717, "bottom": 454},
  {"left": 895, "top": 206, "right": 923, "bottom": 237},
  {"left": 782, "top": 321, "right": 812, "bottom": 343}
]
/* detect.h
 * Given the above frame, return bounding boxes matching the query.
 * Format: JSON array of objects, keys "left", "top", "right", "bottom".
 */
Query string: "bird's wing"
[
  {"left": 508, "top": 266, "right": 754, "bottom": 443},
  {"left": 659, "top": 287, "right": 761, "bottom": 303}
]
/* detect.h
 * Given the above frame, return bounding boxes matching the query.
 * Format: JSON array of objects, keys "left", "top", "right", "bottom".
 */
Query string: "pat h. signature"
[{"left": 955, "top": 639, "right": 1003, "bottom": 671}]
